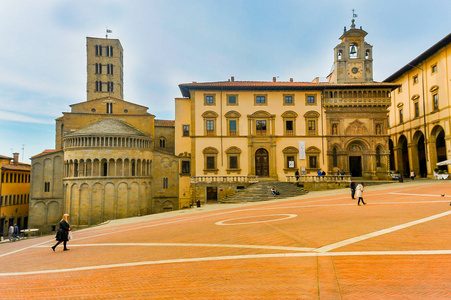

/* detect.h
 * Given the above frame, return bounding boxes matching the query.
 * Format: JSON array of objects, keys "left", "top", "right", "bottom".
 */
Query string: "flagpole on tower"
[{"left": 106, "top": 28, "right": 112, "bottom": 39}]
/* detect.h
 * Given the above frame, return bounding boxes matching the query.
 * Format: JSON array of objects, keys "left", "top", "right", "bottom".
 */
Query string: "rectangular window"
[
  {"left": 414, "top": 101, "right": 420, "bottom": 118},
  {"left": 206, "top": 120, "right": 215, "bottom": 135},
  {"left": 285, "top": 120, "right": 293, "bottom": 136},
  {"left": 229, "top": 156, "right": 238, "bottom": 169},
  {"left": 256, "top": 120, "right": 267, "bottom": 135},
  {"left": 182, "top": 125, "right": 190, "bottom": 137},
  {"left": 413, "top": 75, "right": 418, "bottom": 84},
  {"left": 308, "top": 120, "right": 316, "bottom": 135},
  {"left": 306, "top": 95, "right": 316, "bottom": 105},
  {"left": 433, "top": 94, "right": 439, "bottom": 111},
  {"left": 107, "top": 64, "right": 114, "bottom": 75},
  {"left": 309, "top": 156, "right": 317, "bottom": 169},
  {"left": 399, "top": 109, "right": 403, "bottom": 123},
  {"left": 432, "top": 64, "right": 437, "bottom": 73},
  {"left": 229, "top": 120, "right": 237, "bottom": 136},
  {"left": 181, "top": 161, "right": 190, "bottom": 174},
  {"left": 106, "top": 103, "right": 113, "bottom": 114},
  {"left": 107, "top": 82, "right": 114, "bottom": 92},
  {"left": 256, "top": 96, "right": 266, "bottom": 104},
  {"left": 227, "top": 95, "right": 237, "bottom": 105},
  {"left": 205, "top": 95, "right": 215, "bottom": 105},
  {"left": 206, "top": 156, "right": 215, "bottom": 170},
  {"left": 285, "top": 96, "right": 293, "bottom": 104},
  {"left": 163, "top": 178, "right": 168, "bottom": 189},
  {"left": 287, "top": 156, "right": 295, "bottom": 169},
  {"left": 44, "top": 182, "right": 50, "bottom": 192}
]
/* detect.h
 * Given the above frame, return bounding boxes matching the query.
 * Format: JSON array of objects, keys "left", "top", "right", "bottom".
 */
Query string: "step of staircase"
[{"left": 220, "top": 180, "right": 308, "bottom": 203}]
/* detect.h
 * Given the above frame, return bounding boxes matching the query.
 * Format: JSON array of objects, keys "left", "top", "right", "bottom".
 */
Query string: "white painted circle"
[{"left": 215, "top": 214, "right": 297, "bottom": 226}]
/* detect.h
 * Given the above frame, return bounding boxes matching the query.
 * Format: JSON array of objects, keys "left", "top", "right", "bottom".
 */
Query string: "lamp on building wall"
[{"left": 407, "top": 62, "right": 428, "bottom": 162}]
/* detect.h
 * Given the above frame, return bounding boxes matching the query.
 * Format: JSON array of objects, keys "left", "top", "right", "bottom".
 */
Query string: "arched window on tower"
[
  {"left": 337, "top": 50, "right": 342, "bottom": 60},
  {"left": 365, "top": 49, "right": 370, "bottom": 59}
]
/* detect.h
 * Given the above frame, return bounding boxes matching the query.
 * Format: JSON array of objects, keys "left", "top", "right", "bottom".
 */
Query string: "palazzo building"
[
  {"left": 384, "top": 33, "right": 451, "bottom": 177},
  {"left": 175, "top": 20, "right": 398, "bottom": 204},
  {"left": 0, "top": 153, "right": 30, "bottom": 238},
  {"left": 30, "top": 37, "right": 178, "bottom": 231}
]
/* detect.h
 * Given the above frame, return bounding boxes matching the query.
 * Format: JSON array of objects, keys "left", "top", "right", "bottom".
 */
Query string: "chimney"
[
  {"left": 290, "top": 78, "right": 293, "bottom": 82},
  {"left": 231, "top": 76, "right": 235, "bottom": 82},
  {"left": 273, "top": 77, "right": 276, "bottom": 82},
  {"left": 13, "top": 153, "right": 19, "bottom": 164}
]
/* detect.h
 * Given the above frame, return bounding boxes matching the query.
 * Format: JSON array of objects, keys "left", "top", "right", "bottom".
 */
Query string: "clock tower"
[{"left": 332, "top": 19, "right": 373, "bottom": 83}]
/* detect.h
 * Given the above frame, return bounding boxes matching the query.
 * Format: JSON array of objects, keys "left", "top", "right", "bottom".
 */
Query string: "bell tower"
[{"left": 332, "top": 19, "right": 373, "bottom": 83}]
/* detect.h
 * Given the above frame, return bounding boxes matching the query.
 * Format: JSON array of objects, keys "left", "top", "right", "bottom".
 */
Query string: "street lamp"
[{"left": 407, "top": 62, "right": 429, "bottom": 163}]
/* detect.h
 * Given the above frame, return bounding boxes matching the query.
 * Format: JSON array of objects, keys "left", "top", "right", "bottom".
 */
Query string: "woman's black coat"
[{"left": 55, "top": 220, "right": 70, "bottom": 242}]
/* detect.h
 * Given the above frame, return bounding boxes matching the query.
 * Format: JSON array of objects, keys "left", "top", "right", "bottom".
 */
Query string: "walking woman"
[
  {"left": 356, "top": 182, "right": 367, "bottom": 206},
  {"left": 52, "top": 213, "right": 71, "bottom": 252}
]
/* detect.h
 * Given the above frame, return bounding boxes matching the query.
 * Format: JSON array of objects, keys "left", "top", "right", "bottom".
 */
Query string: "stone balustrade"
[{"left": 191, "top": 175, "right": 259, "bottom": 184}]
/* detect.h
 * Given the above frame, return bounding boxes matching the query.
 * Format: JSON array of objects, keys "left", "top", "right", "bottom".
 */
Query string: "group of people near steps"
[{"left": 350, "top": 179, "right": 366, "bottom": 205}]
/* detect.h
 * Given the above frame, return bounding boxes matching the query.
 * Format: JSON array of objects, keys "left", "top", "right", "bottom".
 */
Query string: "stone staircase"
[{"left": 220, "top": 180, "right": 308, "bottom": 203}]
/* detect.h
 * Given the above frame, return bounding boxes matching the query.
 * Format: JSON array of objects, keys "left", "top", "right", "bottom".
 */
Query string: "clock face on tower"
[{"left": 347, "top": 62, "right": 363, "bottom": 79}]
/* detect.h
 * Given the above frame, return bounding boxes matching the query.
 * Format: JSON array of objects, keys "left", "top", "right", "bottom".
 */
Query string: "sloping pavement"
[{"left": 1, "top": 179, "right": 450, "bottom": 299}]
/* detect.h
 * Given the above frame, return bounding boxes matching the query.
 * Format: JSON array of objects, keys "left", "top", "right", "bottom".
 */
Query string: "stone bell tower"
[{"left": 332, "top": 19, "right": 373, "bottom": 83}]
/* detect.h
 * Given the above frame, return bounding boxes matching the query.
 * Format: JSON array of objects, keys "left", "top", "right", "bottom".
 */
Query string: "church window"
[
  {"left": 95, "top": 45, "right": 102, "bottom": 56},
  {"left": 95, "top": 63, "right": 102, "bottom": 74},
  {"left": 107, "top": 82, "right": 114, "bottom": 92},
  {"left": 95, "top": 81, "right": 103, "bottom": 92},
  {"left": 44, "top": 182, "right": 50, "bottom": 192},
  {"left": 106, "top": 103, "right": 113, "bottom": 114},
  {"left": 163, "top": 178, "right": 168, "bottom": 189},
  {"left": 106, "top": 46, "right": 113, "bottom": 57},
  {"left": 107, "top": 64, "right": 114, "bottom": 75},
  {"left": 159, "top": 138, "right": 166, "bottom": 148}
]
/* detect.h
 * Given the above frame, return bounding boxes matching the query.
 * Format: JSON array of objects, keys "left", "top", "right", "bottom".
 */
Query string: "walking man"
[
  {"left": 350, "top": 179, "right": 356, "bottom": 199},
  {"left": 356, "top": 182, "right": 366, "bottom": 206}
]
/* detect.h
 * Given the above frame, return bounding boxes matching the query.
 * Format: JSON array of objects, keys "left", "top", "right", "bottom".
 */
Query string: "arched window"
[
  {"left": 333, "top": 147, "right": 338, "bottom": 167},
  {"left": 159, "top": 137, "right": 166, "bottom": 148},
  {"left": 350, "top": 43, "right": 358, "bottom": 59}
]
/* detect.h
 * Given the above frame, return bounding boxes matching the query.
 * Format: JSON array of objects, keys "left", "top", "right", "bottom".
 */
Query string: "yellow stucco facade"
[
  {"left": 175, "top": 20, "right": 399, "bottom": 204},
  {"left": 0, "top": 154, "right": 30, "bottom": 238},
  {"left": 385, "top": 34, "right": 451, "bottom": 177}
]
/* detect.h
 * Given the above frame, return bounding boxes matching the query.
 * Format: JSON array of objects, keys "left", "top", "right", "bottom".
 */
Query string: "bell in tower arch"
[{"left": 350, "top": 44, "right": 357, "bottom": 55}]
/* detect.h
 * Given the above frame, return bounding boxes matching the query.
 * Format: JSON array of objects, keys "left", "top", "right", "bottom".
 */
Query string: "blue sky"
[{"left": 0, "top": 0, "right": 450, "bottom": 163}]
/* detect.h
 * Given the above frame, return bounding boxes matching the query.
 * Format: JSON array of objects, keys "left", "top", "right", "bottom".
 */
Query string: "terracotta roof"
[
  {"left": 384, "top": 33, "right": 451, "bottom": 82},
  {"left": 0, "top": 155, "right": 13, "bottom": 160},
  {"left": 1, "top": 163, "right": 31, "bottom": 171},
  {"left": 155, "top": 119, "right": 175, "bottom": 127},
  {"left": 178, "top": 81, "right": 400, "bottom": 97},
  {"left": 31, "top": 149, "right": 60, "bottom": 159}
]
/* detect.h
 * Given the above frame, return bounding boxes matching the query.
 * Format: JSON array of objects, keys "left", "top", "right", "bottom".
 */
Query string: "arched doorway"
[
  {"left": 389, "top": 139, "right": 395, "bottom": 171},
  {"left": 436, "top": 129, "right": 447, "bottom": 171},
  {"left": 347, "top": 142, "right": 364, "bottom": 177},
  {"left": 398, "top": 135, "right": 410, "bottom": 177},
  {"left": 255, "top": 148, "right": 269, "bottom": 177},
  {"left": 416, "top": 133, "right": 427, "bottom": 177}
]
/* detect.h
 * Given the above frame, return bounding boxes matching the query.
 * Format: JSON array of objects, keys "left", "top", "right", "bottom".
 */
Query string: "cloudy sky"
[{"left": 0, "top": 0, "right": 450, "bottom": 163}]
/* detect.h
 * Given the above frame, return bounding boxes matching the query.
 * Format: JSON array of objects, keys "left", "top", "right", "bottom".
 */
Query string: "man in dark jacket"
[{"left": 350, "top": 179, "right": 356, "bottom": 199}]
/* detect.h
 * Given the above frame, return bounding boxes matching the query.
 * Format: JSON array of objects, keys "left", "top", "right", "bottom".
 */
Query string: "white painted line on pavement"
[
  {"left": 35, "top": 242, "right": 314, "bottom": 252},
  {"left": 215, "top": 214, "right": 297, "bottom": 225},
  {"left": 316, "top": 210, "right": 451, "bottom": 253},
  {"left": 1, "top": 250, "right": 450, "bottom": 277}
]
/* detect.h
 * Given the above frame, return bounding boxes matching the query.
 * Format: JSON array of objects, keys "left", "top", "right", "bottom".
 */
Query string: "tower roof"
[{"left": 339, "top": 19, "right": 367, "bottom": 40}]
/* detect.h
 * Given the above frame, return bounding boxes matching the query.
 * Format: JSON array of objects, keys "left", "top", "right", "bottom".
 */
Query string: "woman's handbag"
[{"left": 68, "top": 230, "right": 73, "bottom": 240}]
